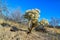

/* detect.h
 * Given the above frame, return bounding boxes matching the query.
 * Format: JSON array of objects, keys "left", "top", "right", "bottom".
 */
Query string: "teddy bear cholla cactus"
[
  {"left": 24, "top": 8, "right": 40, "bottom": 34},
  {"left": 35, "top": 19, "right": 49, "bottom": 32},
  {"left": 39, "top": 19, "right": 49, "bottom": 27},
  {"left": 24, "top": 8, "right": 40, "bottom": 24},
  {"left": 24, "top": 8, "right": 40, "bottom": 20}
]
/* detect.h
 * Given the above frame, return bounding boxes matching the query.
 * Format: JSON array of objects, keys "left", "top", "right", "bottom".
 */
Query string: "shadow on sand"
[{"left": 10, "top": 26, "right": 28, "bottom": 32}]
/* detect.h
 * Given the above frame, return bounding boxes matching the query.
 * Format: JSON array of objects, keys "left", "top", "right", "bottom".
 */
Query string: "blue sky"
[{"left": 2, "top": 0, "right": 60, "bottom": 21}]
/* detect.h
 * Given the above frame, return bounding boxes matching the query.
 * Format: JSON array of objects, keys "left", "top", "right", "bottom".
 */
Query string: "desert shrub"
[
  {"left": 49, "top": 17, "right": 60, "bottom": 27},
  {"left": 6, "top": 8, "right": 22, "bottom": 23}
]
